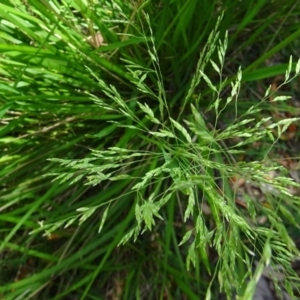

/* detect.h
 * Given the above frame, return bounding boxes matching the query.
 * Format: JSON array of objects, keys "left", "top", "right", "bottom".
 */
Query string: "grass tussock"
[{"left": 1, "top": 1, "right": 300, "bottom": 299}]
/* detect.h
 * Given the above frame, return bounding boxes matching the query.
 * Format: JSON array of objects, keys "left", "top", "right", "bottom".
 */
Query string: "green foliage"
[{"left": 1, "top": 0, "right": 300, "bottom": 299}]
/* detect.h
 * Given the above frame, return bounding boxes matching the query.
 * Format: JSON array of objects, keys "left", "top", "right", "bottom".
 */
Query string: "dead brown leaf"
[{"left": 87, "top": 31, "right": 104, "bottom": 48}]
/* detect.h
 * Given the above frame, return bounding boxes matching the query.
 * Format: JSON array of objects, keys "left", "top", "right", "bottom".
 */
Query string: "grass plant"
[{"left": 1, "top": 1, "right": 300, "bottom": 299}]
